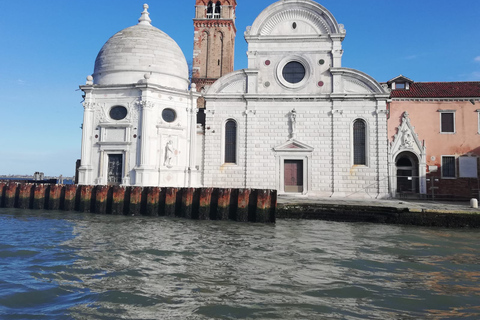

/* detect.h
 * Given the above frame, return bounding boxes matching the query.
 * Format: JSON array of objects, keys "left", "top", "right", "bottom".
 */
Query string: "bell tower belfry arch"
[{"left": 192, "top": 0, "right": 237, "bottom": 97}]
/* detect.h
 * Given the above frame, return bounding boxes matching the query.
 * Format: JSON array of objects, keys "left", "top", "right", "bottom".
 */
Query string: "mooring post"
[
  {"left": 146, "top": 187, "right": 160, "bottom": 216},
  {"left": 95, "top": 186, "right": 108, "bottom": 214},
  {"left": 0, "top": 181, "right": 7, "bottom": 207},
  {"left": 5, "top": 183, "right": 18, "bottom": 208},
  {"left": 18, "top": 184, "right": 33, "bottom": 209},
  {"left": 165, "top": 188, "right": 178, "bottom": 217},
  {"left": 198, "top": 188, "right": 213, "bottom": 220},
  {"left": 236, "top": 189, "right": 251, "bottom": 222},
  {"left": 33, "top": 184, "right": 47, "bottom": 210},
  {"left": 48, "top": 185, "right": 62, "bottom": 210},
  {"left": 111, "top": 186, "right": 125, "bottom": 215},
  {"left": 79, "top": 185, "right": 93, "bottom": 213},
  {"left": 129, "top": 187, "right": 143, "bottom": 216},
  {"left": 217, "top": 188, "right": 231, "bottom": 220},
  {"left": 181, "top": 188, "right": 194, "bottom": 219},
  {"left": 64, "top": 185, "right": 77, "bottom": 211}
]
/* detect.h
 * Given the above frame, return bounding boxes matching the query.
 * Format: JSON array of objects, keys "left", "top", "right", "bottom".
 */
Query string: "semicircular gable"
[
  {"left": 331, "top": 68, "right": 388, "bottom": 94},
  {"left": 248, "top": 0, "right": 342, "bottom": 36},
  {"left": 206, "top": 70, "right": 247, "bottom": 95}
]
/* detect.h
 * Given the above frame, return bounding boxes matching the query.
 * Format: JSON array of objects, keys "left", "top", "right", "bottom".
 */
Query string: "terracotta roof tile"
[{"left": 391, "top": 82, "right": 480, "bottom": 98}]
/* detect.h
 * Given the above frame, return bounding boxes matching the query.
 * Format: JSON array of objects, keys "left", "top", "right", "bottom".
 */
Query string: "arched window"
[
  {"left": 353, "top": 119, "right": 366, "bottom": 165},
  {"left": 206, "top": 1, "right": 213, "bottom": 18},
  {"left": 225, "top": 120, "right": 237, "bottom": 163},
  {"left": 214, "top": 1, "right": 221, "bottom": 18}
]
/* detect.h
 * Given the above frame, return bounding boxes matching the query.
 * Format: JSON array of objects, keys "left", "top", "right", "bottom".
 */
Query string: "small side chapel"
[{"left": 78, "top": 0, "right": 391, "bottom": 198}]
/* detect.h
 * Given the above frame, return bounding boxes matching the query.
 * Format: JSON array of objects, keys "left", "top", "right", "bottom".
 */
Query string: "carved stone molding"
[
  {"left": 140, "top": 101, "right": 155, "bottom": 109},
  {"left": 83, "top": 102, "right": 96, "bottom": 110}
]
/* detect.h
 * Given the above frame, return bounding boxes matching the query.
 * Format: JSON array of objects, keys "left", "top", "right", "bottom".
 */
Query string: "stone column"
[
  {"left": 140, "top": 100, "right": 154, "bottom": 166},
  {"left": 330, "top": 101, "right": 344, "bottom": 196},
  {"left": 135, "top": 100, "right": 155, "bottom": 186},
  {"left": 78, "top": 101, "right": 95, "bottom": 184},
  {"left": 187, "top": 87, "right": 198, "bottom": 187}
]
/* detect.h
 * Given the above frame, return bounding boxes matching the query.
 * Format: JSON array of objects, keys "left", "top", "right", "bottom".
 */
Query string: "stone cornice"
[
  {"left": 79, "top": 83, "right": 200, "bottom": 98},
  {"left": 204, "top": 94, "right": 386, "bottom": 102},
  {"left": 193, "top": 19, "right": 236, "bottom": 33},
  {"left": 391, "top": 98, "right": 480, "bottom": 102}
]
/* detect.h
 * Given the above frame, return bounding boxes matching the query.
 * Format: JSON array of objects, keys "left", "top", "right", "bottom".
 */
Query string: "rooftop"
[{"left": 391, "top": 81, "right": 480, "bottom": 98}]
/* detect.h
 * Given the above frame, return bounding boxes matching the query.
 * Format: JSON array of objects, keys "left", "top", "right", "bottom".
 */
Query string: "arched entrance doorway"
[{"left": 395, "top": 151, "right": 419, "bottom": 195}]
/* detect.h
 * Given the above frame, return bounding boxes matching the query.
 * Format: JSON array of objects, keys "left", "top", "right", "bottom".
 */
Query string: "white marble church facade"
[{"left": 78, "top": 1, "right": 391, "bottom": 198}]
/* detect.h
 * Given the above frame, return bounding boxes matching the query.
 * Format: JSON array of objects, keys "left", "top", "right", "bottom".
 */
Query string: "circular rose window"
[
  {"left": 109, "top": 106, "right": 128, "bottom": 120},
  {"left": 162, "top": 108, "right": 176, "bottom": 123},
  {"left": 282, "top": 61, "right": 305, "bottom": 84}
]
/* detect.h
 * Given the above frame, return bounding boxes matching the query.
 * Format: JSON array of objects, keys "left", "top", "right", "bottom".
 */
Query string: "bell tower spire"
[{"left": 192, "top": 0, "right": 237, "bottom": 101}]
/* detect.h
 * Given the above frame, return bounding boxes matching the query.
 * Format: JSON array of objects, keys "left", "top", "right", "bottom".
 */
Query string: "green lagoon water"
[{"left": 0, "top": 208, "right": 479, "bottom": 319}]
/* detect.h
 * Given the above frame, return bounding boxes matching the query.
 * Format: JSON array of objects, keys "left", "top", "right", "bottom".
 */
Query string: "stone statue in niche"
[
  {"left": 164, "top": 140, "right": 174, "bottom": 167},
  {"left": 290, "top": 108, "right": 297, "bottom": 139},
  {"left": 401, "top": 129, "right": 413, "bottom": 148}
]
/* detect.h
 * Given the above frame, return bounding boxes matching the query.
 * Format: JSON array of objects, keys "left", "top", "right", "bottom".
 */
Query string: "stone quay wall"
[{"left": 0, "top": 182, "right": 276, "bottom": 223}]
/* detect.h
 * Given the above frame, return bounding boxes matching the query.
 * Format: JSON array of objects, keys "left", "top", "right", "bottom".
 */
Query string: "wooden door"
[
  {"left": 284, "top": 160, "right": 303, "bottom": 193},
  {"left": 108, "top": 154, "right": 123, "bottom": 185}
]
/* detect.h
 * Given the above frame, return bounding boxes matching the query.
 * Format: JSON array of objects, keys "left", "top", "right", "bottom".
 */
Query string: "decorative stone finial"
[
  {"left": 138, "top": 4, "right": 152, "bottom": 26},
  {"left": 86, "top": 75, "right": 93, "bottom": 85}
]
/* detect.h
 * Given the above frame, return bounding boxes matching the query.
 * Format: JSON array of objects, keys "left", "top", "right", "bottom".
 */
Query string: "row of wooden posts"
[{"left": 0, "top": 182, "right": 276, "bottom": 223}]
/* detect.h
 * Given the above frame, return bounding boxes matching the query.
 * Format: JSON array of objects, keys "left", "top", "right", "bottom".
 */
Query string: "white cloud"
[{"left": 475, "top": 56, "right": 480, "bottom": 63}]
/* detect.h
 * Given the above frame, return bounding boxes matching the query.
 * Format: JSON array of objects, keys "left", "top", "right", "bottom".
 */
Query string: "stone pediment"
[
  {"left": 390, "top": 111, "right": 425, "bottom": 156},
  {"left": 273, "top": 139, "right": 314, "bottom": 152}
]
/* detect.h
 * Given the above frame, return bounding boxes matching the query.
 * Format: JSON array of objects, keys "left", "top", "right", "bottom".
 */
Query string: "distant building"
[
  {"left": 387, "top": 75, "right": 480, "bottom": 199},
  {"left": 78, "top": 1, "right": 392, "bottom": 198}
]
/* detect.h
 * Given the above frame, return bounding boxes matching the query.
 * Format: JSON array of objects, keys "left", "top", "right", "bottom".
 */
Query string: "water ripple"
[{"left": 0, "top": 209, "right": 480, "bottom": 319}]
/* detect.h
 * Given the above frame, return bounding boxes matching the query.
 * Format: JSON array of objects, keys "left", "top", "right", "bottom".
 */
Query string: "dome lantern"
[{"left": 138, "top": 4, "right": 152, "bottom": 26}]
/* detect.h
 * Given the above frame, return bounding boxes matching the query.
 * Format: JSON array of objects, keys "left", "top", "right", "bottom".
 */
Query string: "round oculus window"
[
  {"left": 282, "top": 61, "right": 306, "bottom": 84},
  {"left": 162, "top": 108, "right": 176, "bottom": 123},
  {"left": 109, "top": 106, "right": 128, "bottom": 120}
]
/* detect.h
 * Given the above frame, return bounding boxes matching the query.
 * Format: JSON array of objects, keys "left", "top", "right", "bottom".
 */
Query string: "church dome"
[{"left": 93, "top": 4, "right": 189, "bottom": 89}]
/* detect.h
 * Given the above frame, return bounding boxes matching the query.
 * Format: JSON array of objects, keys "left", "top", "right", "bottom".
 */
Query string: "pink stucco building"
[{"left": 387, "top": 75, "right": 480, "bottom": 199}]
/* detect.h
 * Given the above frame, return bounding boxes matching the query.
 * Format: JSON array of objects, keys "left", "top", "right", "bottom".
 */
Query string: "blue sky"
[{"left": 1, "top": 0, "right": 479, "bottom": 176}]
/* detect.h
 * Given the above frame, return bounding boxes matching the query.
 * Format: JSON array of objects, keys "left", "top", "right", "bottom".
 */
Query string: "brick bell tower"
[{"left": 192, "top": 0, "right": 237, "bottom": 102}]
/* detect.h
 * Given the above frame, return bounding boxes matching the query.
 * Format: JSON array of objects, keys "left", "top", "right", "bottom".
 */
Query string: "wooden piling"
[
  {"left": 64, "top": 185, "right": 77, "bottom": 211},
  {"left": 164, "top": 188, "right": 178, "bottom": 217},
  {"left": 198, "top": 188, "right": 213, "bottom": 220},
  {"left": 79, "top": 185, "right": 93, "bottom": 213},
  {"left": 129, "top": 187, "right": 142, "bottom": 216},
  {"left": 95, "top": 186, "right": 108, "bottom": 214},
  {"left": 270, "top": 190, "right": 277, "bottom": 223},
  {"left": 0, "top": 182, "right": 7, "bottom": 207},
  {"left": 181, "top": 188, "right": 194, "bottom": 219},
  {"left": 33, "top": 184, "right": 47, "bottom": 210},
  {"left": 48, "top": 185, "right": 62, "bottom": 210},
  {"left": 111, "top": 186, "right": 125, "bottom": 215},
  {"left": 5, "top": 182, "right": 17, "bottom": 208},
  {"left": 216, "top": 188, "right": 231, "bottom": 220},
  {"left": 236, "top": 189, "right": 250, "bottom": 222},
  {"left": 255, "top": 189, "right": 271, "bottom": 223},
  {"left": 18, "top": 184, "right": 33, "bottom": 209},
  {"left": 146, "top": 187, "right": 160, "bottom": 216},
  {"left": 0, "top": 182, "right": 276, "bottom": 223}
]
